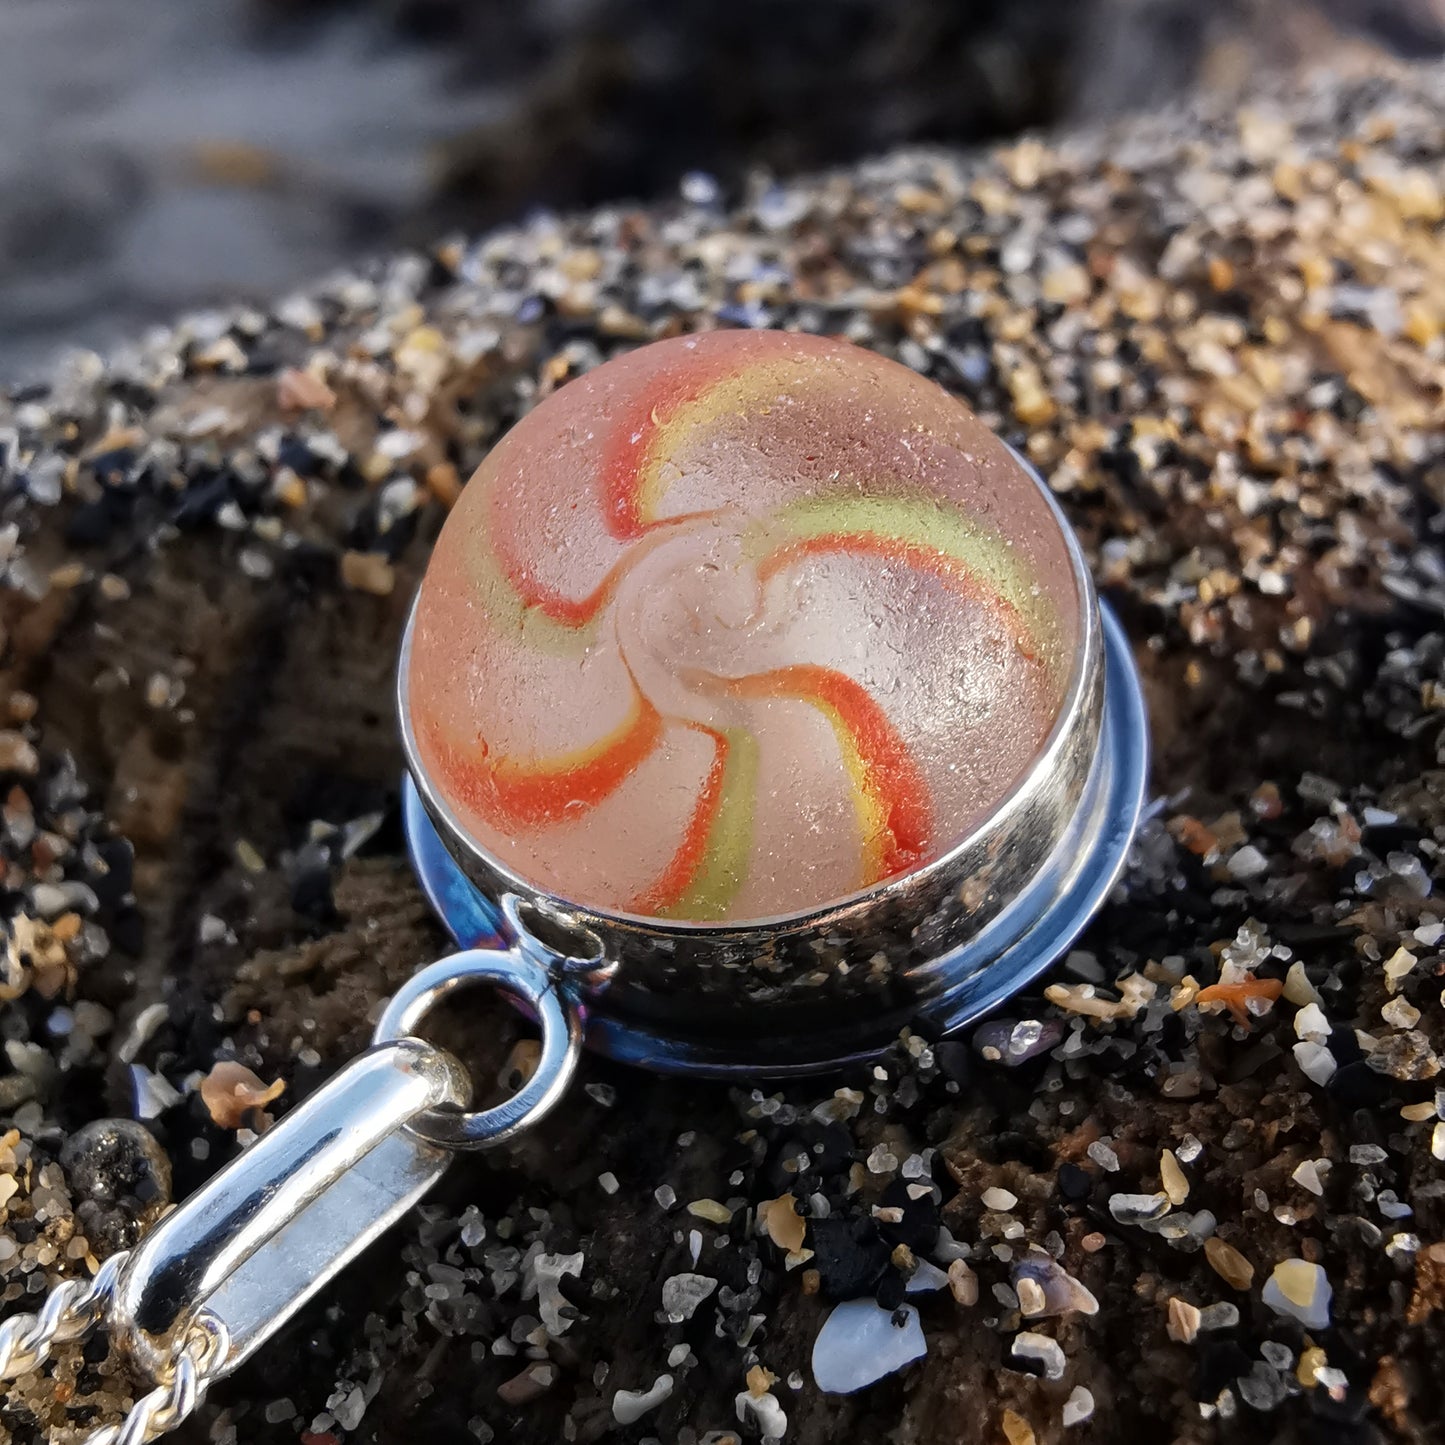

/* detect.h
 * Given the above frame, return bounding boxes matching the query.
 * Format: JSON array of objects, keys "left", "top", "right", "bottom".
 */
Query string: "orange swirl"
[
  {"left": 719, "top": 666, "right": 932, "bottom": 884},
  {"left": 409, "top": 330, "right": 1082, "bottom": 923}
]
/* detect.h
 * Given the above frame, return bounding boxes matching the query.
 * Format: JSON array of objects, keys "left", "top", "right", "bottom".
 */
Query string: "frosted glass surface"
[{"left": 410, "top": 330, "right": 1081, "bottom": 923}]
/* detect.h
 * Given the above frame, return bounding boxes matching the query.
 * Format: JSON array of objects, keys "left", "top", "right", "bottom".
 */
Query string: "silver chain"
[
  {"left": 0, "top": 1252, "right": 127, "bottom": 1379},
  {"left": 0, "top": 1249, "right": 230, "bottom": 1445},
  {"left": 84, "top": 1315, "right": 230, "bottom": 1445}
]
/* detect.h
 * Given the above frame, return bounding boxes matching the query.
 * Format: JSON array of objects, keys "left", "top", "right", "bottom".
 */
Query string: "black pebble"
[
  {"left": 291, "top": 864, "right": 337, "bottom": 923},
  {"left": 64, "top": 498, "right": 121, "bottom": 547},
  {"left": 1328, "top": 1061, "right": 1397, "bottom": 1109},
  {"left": 276, "top": 436, "right": 322, "bottom": 477},
  {"left": 1306, "top": 1384, "right": 1373, "bottom": 1429},
  {"left": 934, "top": 1039, "right": 972, "bottom": 1087},
  {"left": 88, "top": 448, "right": 136, "bottom": 487},
  {"left": 1328, "top": 1026, "right": 1365, "bottom": 1067},
  {"left": 877, "top": 1178, "right": 939, "bottom": 1253},
  {"left": 286, "top": 541, "right": 341, "bottom": 589},
  {"left": 88, "top": 836, "right": 134, "bottom": 909},
  {"left": 171, "top": 469, "right": 235, "bottom": 528},
  {"left": 60, "top": 1118, "right": 170, "bottom": 1208},
  {"left": 1196, "top": 1338, "right": 1253, "bottom": 1398},
  {"left": 109, "top": 907, "right": 145, "bottom": 957},
  {"left": 1058, "top": 1162, "right": 1091, "bottom": 1200},
  {"left": 874, "top": 1270, "right": 906, "bottom": 1310},
  {"left": 809, "top": 1215, "right": 891, "bottom": 1299}
]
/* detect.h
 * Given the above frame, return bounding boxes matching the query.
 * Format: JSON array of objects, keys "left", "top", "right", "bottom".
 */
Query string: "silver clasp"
[
  {"left": 78, "top": 909, "right": 600, "bottom": 1408},
  {"left": 107, "top": 920, "right": 596, "bottom": 1390},
  {"left": 110, "top": 1036, "right": 470, "bottom": 1381}
]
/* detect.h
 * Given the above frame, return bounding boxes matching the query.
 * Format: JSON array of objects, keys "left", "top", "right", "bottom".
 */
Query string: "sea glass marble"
[{"left": 409, "top": 329, "right": 1082, "bottom": 924}]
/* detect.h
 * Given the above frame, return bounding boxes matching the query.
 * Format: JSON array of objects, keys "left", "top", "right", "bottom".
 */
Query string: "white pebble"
[
  {"left": 1012, "top": 1330, "right": 1066, "bottom": 1381},
  {"left": 1228, "top": 844, "right": 1269, "bottom": 879},
  {"left": 1283, "top": 962, "right": 1322, "bottom": 1006},
  {"left": 532, "top": 1251, "right": 583, "bottom": 1336},
  {"left": 1293, "top": 1003, "right": 1330, "bottom": 1042},
  {"left": 1383, "top": 996, "right": 1421, "bottom": 1029},
  {"left": 1198, "top": 1302, "right": 1240, "bottom": 1331},
  {"left": 1108, "top": 1191, "right": 1170, "bottom": 1224},
  {"left": 904, "top": 1260, "right": 950, "bottom": 1294},
  {"left": 30, "top": 883, "right": 71, "bottom": 919},
  {"left": 1262, "top": 1259, "right": 1332, "bottom": 1331},
  {"left": 736, "top": 1386, "right": 788, "bottom": 1440},
  {"left": 1377, "top": 1190, "right": 1412, "bottom": 1221},
  {"left": 613, "top": 1375, "right": 674, "bottom": 1425},
  {"left": 1292, "top": 1040, "right": 1337, "bottom": 1086},
  {"left": 1062, "top": 1385, "right": 1095, "bottom": 1427},
  {"left": 982, "top": 1186, "right": 1018, "bottom": 1211},
  {"left": 1087, "top": 1139, "right": 1120, "bottom": 1172},
  {"left": 812, "top": 1301, "right": 927, "bottom": 1394},
  {"left": 660, "top": 1273, "right": 717, "bottom": 1323},
  {"left": 867, "top": 1145, "right": 899, "bottom": 1174},
  {"left": 1016, "top": 1277, "right": 1048, "bottom": 1316},
  {"left": 1384, "top": 946, "right": 1418, "bottom": 992},
  {"left": 130, "top": 1064, "right": 182, "bottom": 1120}
]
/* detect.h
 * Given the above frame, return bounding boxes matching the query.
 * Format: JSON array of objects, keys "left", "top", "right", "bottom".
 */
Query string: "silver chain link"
[
  {"left": 84, "top": 1315, "right": 231, "bottom": 1445},
  {"left": 0, "top": 1250, "right": 230, "bottom": 1445},
  {"left": 0, "top": 1251, "right": 128, "bottom": 1381}
]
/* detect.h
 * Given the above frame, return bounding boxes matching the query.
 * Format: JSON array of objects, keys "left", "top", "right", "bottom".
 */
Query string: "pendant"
[
  {"left": 400, "top": 328, "right": 1148, "bottom": 1074},
  {"left": 3, "top": 331, "right": 1148, "bottom": 1438}
]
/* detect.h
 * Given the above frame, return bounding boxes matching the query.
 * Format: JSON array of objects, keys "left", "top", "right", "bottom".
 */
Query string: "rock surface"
[{"left": 3, "top": 0, "right": 1445, "bottom": 373}]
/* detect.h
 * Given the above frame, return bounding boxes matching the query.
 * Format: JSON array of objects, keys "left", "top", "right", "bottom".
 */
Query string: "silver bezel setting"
[{"left": 396, "top": 455, "right": 1149, "bottom": 1076}]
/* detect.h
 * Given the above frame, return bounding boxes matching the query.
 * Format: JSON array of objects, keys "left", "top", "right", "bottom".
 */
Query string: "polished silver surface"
[
  {"left": 110, "top": 1037, "right": 469, "bottom": 1379},
  {"left": 374, "top": 940, "right": 586, "bottom": 1149}
]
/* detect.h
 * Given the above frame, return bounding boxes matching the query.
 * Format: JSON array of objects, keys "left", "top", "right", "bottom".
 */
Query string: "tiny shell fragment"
[
  {"left": 200, "top": 1061, "right": 285, "bottom": 1130},
  {"left": 661, "top": 1272, "right": 717, "bottom": 1323},
  {"left": 760, "top": 1194, "right": 808, "bottom": 1253},
  {"left": 612, "top": 1374, "right": 673, "bottom": 1425},
  {"left": 1204, "top": 1236, "right": 1255, "bottom": 1290},
  {"left": 1167, "top": 1296, "right": 1201, "bottom": 1343},
  {"left": 1001, "top": 1408, "right": 1036, "bottom": 1445},
  {"left": 947, "top": 1258, "right": 979, "bottom": 1305},
  {"left": 1062, "top": 1386, "right": 1094, "bottom": 1427},
  {"left": 1160, "top": 1149, "right": 1189, "bottom": 1205},
  {"left": 1012, "top": 1330, "right": 1066, "bottom": 1381}
]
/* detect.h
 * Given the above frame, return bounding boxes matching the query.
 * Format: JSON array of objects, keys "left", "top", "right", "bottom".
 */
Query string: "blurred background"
[{"left": 3, "top": 0, "right": 1444, "bottom": 377}]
